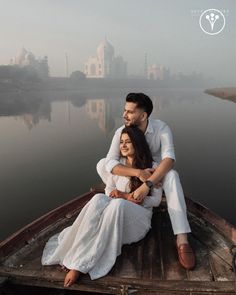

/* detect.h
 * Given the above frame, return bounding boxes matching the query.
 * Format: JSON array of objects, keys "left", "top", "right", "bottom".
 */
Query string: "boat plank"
[
  {"left": 141, "top": 230, "right": 153, "bottom": 280},
  {"left": 2, "top": 221, "right": 71, "bottom": 269},
  {"left": 109, "top": 211, "right": 163, "bottom": 280},
  {"left": 159, "top": 210, "right": 187, "bottom": 280},
  {"left": 3, "top": 268, "right": 236, "bottom": 293},
  {"left": 209, "top": 252, "right": 236, "bottom": 281},
  {"left": 186, "top": 198, "right": 236, "bottom": 244},
  {"left": 109, "top": 239, "right": 143, "bottom": 279},
  {"left": 150, "top": 210, "right": 164, "bottom": 280},
  {"left": 189, "top": 213, "right": 233, "bottom": 266},
  {"left": 187, "top": 235, "right": 213, "bottom": 281},
  {"left": 141, "top": 224, "right": 163, "bottom": 280},
  {"left": 155, "top": 210, "right": 165, "bottom": 280},
  {"left": 192, "top": 293, "right": 236, "bottom": 295}
]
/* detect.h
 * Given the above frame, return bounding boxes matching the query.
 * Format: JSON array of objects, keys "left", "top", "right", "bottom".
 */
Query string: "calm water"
[{"left": 0, "top": 88, "right": 235, "bottom": 240}]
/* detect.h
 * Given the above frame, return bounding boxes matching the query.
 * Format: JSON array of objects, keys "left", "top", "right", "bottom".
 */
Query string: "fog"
[{"left": 0, "top": 0, "right": 235, "bottom": 84}]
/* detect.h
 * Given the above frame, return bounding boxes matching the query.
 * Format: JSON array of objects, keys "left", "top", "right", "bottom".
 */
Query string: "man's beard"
[
  {"left": 124, "top": 120, "right": 139, "bottom": 127},
  {"left": 129, "top": 123, "right": 139, "bottom": 127}
]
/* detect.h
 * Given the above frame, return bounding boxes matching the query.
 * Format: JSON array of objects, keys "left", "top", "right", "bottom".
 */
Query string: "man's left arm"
[
  {"left": 133, "top": 158, "right": 174, "bottom": 200},
  {"left": 133, "top": 123, "right": 176, "bottom": 201}
]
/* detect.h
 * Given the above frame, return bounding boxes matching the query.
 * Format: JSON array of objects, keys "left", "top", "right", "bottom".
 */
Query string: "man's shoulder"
[
  {"left": 114, "top": 125, "right": 125, "bottom": 135},
  {"left": 149, "top": 118, "right": 169, "bottom": 130}
]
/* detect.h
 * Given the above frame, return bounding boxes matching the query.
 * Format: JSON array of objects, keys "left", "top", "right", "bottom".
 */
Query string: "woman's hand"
[
  {"left": 133, "top": 184, "right": 149, "bottom": 203},
  {"left": 126, "top": 192, "right": 140, "bottom": 204},
  {"left": 109, "top": 190, "right": 140, "bottom": 204},
  {"left": 109, "top": 189, "right": 123, "bottom": 198}
]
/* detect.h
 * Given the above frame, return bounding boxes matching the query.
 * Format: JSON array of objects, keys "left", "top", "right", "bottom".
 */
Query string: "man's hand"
[
  {"left": 138, "top": 168, "right": 155, "bottom": 182},
  {"left": 133, "top": 184, "right": 149, "bottom": 203}
]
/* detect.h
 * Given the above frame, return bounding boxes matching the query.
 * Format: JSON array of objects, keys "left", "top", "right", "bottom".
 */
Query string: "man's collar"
[{"left": 145, "top": 119, "right": 154, "bottom": 134}]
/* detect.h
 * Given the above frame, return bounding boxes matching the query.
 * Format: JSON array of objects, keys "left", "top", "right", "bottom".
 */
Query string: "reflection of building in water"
[
  {"left": 85, "top": 99, "right": 115, "bottom": 133},
  {"left": 84, "top": 39, "right": 127, "bottom": 78},
  {"left": 15, "top": 99, "right": 51, "bottom": 130},
  {"left": 66, "top": 99, "right": 71, "bottom": 126},
  {"left": 10, "top": 47, "right": 49, "bottom": 79},
  {"left": 148, "top": 64, "right": 170, "bottom": 80},
  {"left": 19, "top": 113, "right": 40, "bottom": 130}
]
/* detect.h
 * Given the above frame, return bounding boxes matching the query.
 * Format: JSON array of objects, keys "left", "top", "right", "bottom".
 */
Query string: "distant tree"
[
  {"left": 70, "top": 70, "right": 86, "bottom": 81},
  {"left": 0, "top": 65, "right": 40, "bottom": 82},
  {"left": 21, "top": 66, "right": 40, "bottom": 82},
  {"left": 0, "top": 66, "right": 12, "bottom": 79}
]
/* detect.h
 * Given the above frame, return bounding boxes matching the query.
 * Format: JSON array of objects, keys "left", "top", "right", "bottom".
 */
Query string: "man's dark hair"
[
  {"left": 126, "top": 93, "right": 153, "bottom": 117},
  {"left": 121, "top": 126, "right": 153, "bottom": 192}
]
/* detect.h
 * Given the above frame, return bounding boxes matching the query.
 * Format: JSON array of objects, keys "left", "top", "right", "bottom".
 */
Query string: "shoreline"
[
  {"left": 0, "top": 77, "right": 209, "bottom": 94},
  {"left": 205, "top": 87, "right": 236, "bottom": 103}
]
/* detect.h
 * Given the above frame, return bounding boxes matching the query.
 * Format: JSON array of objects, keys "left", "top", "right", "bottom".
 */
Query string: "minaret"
[
  {"left": 144, "top": 52, "right": 148, "bottom": 79},
  {"left": 66, "top": 97, "right": 71, "bottom": 125},
  {"left": 65, "top": 52, "right": 69, "bottom": 78}
]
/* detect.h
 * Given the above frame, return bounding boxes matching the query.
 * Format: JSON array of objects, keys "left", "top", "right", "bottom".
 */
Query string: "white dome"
[
  {"left": 25, "top": 52, "right": 35, "bottom": 62},
  {"left": 96, "top": 39, "right": 114, "bottom": 59},
  {"left": 15, "top": 48, "right": 37, "bottom": 65},
  {"left": 16, "top": 47, "right": 28, "bottom": 61}
]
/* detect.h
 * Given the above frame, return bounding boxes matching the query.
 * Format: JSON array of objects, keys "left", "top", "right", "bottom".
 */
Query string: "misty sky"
[{"left": 0, "top": 0, "right": 235, "bottom": 84}]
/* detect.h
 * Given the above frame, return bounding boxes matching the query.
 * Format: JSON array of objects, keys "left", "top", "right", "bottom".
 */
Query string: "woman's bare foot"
[{"left": 64, "top": 269, "right": 80, "bottom": 287}]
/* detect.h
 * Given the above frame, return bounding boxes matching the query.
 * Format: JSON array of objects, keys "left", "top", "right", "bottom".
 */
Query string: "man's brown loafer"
[{"left": 176, "top": 243, "right": 195, "bottom": 270}]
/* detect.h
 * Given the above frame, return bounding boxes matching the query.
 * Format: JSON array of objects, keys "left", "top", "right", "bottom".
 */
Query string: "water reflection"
[
  {"left": 15, "top": 102, "right": 51, "bottom": 130},
  {"left": 69, "top": 93, "right": 87, "bottom": 108},
  {"left": 0, "top": 90, "right": 203, "bottom": 130},
  {"left": 0, "top": 91, "right": 121, "bottom": 134},
  {"left": 0, "top": 92, "right": 51, "bottom": 130},
  {"left": 85, "top": 99, "right": 115, "bottom": 134}
]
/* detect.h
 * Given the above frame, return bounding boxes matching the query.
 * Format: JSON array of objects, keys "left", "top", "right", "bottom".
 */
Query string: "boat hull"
[{"left": 1, "top": 189, "right": 236, "bottom": 294}]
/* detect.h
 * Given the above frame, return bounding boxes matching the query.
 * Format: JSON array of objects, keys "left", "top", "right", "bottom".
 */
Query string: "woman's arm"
[
  {"left": 109, "top": 190, "right": 140, "bottom": 204},
  {"left": 105, "top": 173, "right": 135, "bottom": 201},
  {"left": 104, "top": 174, "right": 117, "bottom": 196}
]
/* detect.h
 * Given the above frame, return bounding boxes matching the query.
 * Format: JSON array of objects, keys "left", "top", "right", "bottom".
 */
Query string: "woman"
[{"left": 41, "top": 126, "right": 162, "bottom": 287}]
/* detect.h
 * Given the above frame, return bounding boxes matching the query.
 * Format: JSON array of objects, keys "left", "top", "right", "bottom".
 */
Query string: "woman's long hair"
[{"left": 121, "top": 126, "right": 153, "bottom": 192}]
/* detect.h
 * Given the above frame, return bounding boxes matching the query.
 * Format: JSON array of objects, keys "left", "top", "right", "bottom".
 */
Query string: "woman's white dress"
[{"left": 41, "top": 162, "right": 162, "bottom": 280}]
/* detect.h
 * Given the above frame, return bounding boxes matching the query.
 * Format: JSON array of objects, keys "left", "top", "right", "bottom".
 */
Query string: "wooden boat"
[{"left": 0, "top": 188, "right": 236, "bottom": 294}]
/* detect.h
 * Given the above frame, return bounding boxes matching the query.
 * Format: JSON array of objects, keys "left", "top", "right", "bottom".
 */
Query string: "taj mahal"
[
  {"left": 84, "top": 39, "right": 127, "bottom": 78},
  {"left": 10, "top": 47, "right": 49, "bottom": 79}
]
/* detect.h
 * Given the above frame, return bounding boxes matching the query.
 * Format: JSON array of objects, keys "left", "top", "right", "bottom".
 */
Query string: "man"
[{"left": 97, "top": 92, "right": 195, "bottom": 270}]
